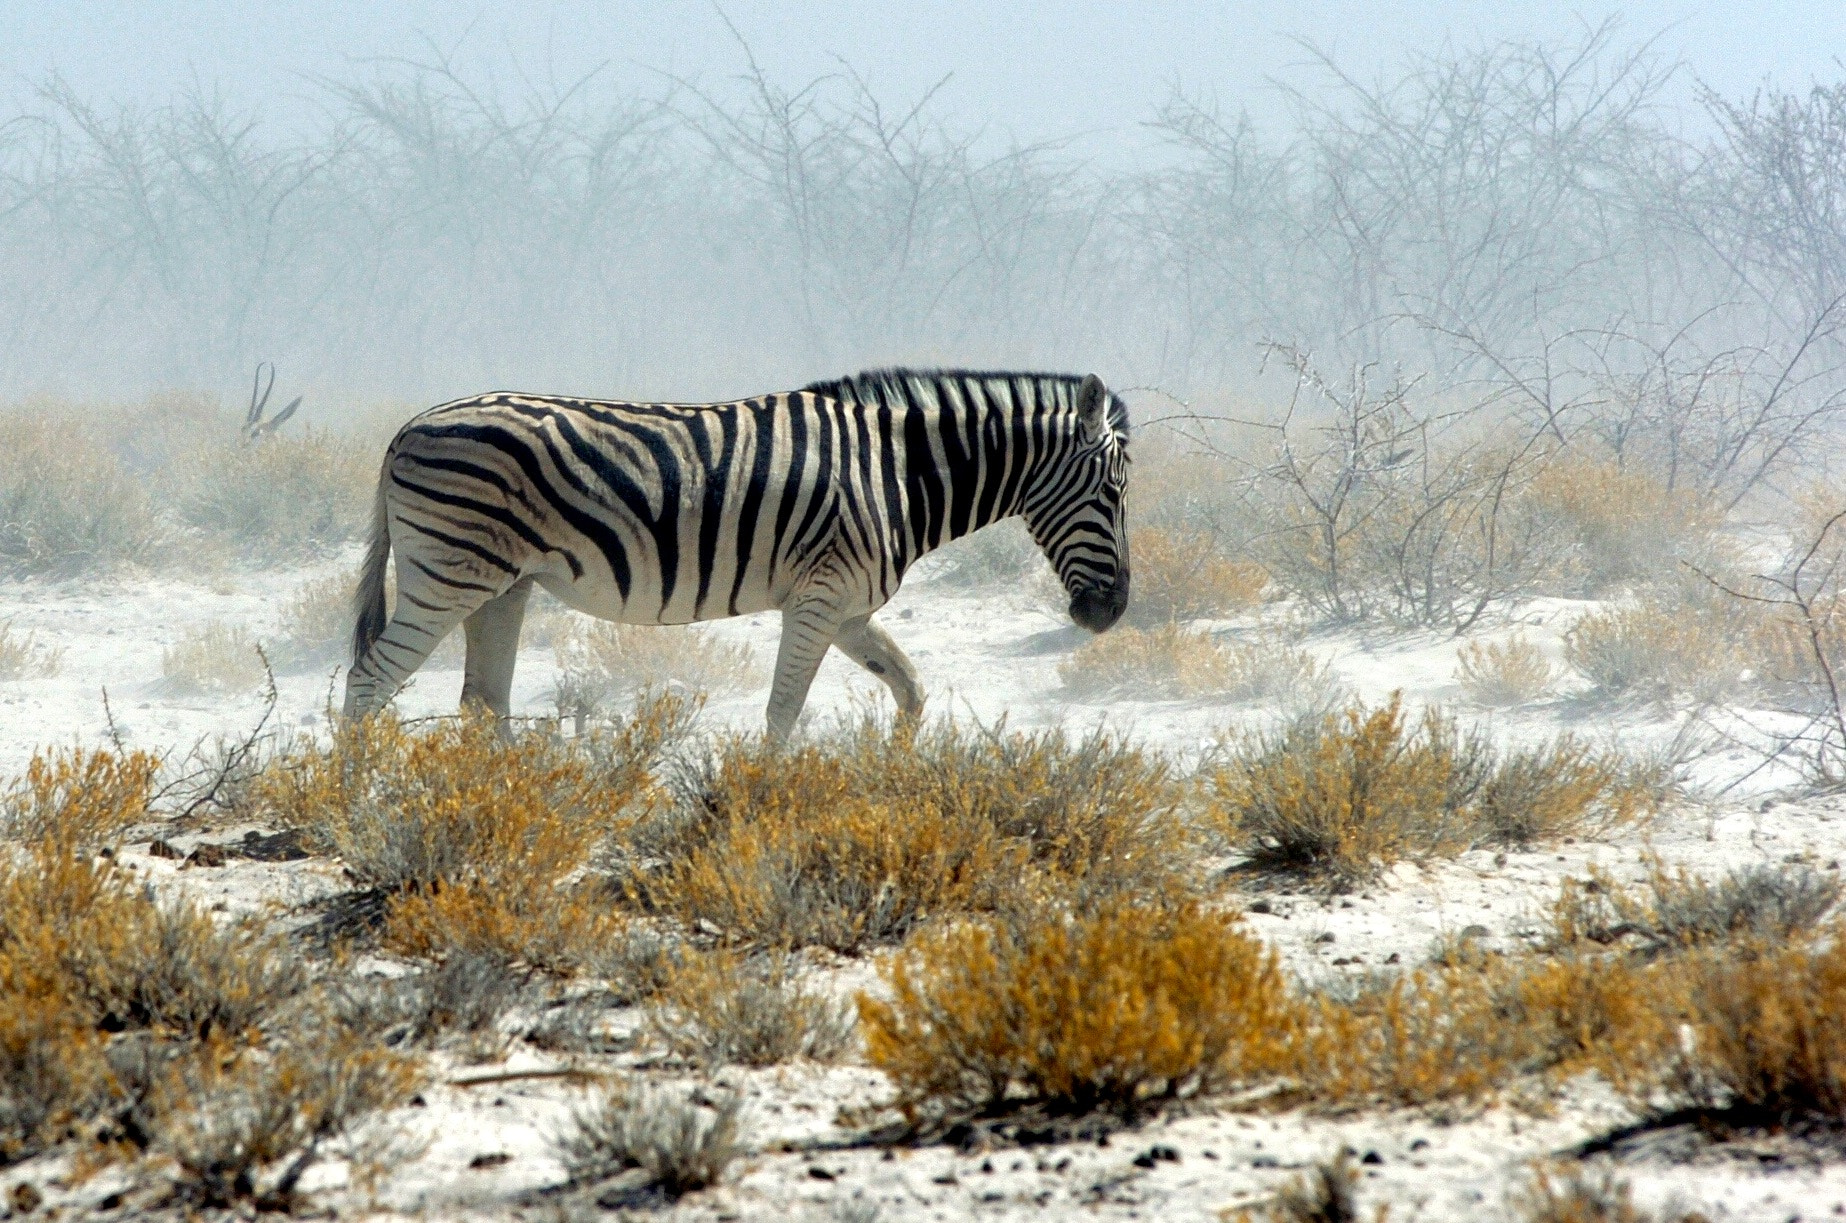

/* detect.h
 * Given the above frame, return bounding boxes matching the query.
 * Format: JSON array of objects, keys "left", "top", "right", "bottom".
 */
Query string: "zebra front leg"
[
  {"left": 765, "top": 594, "right": 850, "bottom": 745},
  {"left": 460, "top": 578, "right": 534, "bottom": 720},
  {"left": 833, "top": 613, "right": 924, "bottom": 724}
]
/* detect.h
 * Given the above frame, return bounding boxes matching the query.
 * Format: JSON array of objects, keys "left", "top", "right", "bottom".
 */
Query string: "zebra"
[{"left": 341, "top": 368, "right": 1131, "bottom": 741}]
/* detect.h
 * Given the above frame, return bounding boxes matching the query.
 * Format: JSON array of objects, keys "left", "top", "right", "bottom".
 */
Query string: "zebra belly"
[{"left": 532, "top": 566, "right": 783, "bottom": 626}]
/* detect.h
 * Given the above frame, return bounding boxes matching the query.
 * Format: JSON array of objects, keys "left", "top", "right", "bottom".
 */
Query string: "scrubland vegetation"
[
  {"left": 4, "top": 675, "right": 1839, "bottom": 1215},
  {"left": 6, "top": 21, "right": 1846, "bottom": 1219}
]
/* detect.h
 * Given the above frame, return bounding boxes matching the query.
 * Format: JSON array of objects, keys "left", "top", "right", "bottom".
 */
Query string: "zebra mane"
[{"left": 801, "top": 367, "right": 1130, "bottom": 441}]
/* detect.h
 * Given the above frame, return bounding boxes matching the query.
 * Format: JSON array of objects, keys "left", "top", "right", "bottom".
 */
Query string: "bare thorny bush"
[{"left": 1177, "top": 343, "right": 1562, "bottom": 630}]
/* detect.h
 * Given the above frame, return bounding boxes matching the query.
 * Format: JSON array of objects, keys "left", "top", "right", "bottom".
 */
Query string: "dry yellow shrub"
[
  {"left": 384, "top": 880, "right": 632, "bottom": 973},
  {"left": 0, "top": 982, "right": 110, "bottom": 1164},
  {"left": 148, "top": 1026, "right": 422, "bottom": 1208},
  {"left": 0, "top": 844, "right": 301, "bottom": 1041},
  {"left": 1061, "top": 625, "right": 1342, "bottom": 710},
  {"left": 161, "top": 621, "right": 269, "bottom": 696},
  {"left": 1549, "top": 861, "right": 1841, "bottom": 956},
  {"left": 1297, "top": 951, "right": 1668, "bottom": 1110},
  {"left": 1205, "top": 696, "right": 1647, "bottom": 883},
  {"left": 630, "top": 716, "right": 1192, "bottom": 949},
  {"left": 640, "top": 746, "right": 1025, "bottom": 952},
  {"left": 1060, "top": 624, "right": 1243, "bottom": 699},
  {"left": 860, "top": 897, "right": 1297, "bottom": 1120},
  {"left": 2, "top": 746, "right": 157, "bottom": 850},
  {"left": 1124, "top": 527, "right": 1268, "bottom": 626},
  {"left": 1622, "top": 926, "right": 1846, "bottom": 1121},
  {"left": 1455, "top": 632, "right": 1559, "bottom": 706},
  {"left": 1523, "top": 451, "right": 1720, "bottom": 595},
  {"left": 252, "top": 701, "right": 686, "bottom": 967},
  {"left": 1749, "top": 590, "right": 1846, "bottom": 713}
]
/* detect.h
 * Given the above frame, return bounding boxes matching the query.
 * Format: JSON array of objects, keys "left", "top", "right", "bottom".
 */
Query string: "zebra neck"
[{"left": 907, "top": 396, "right": 1046, "bottom": 554}]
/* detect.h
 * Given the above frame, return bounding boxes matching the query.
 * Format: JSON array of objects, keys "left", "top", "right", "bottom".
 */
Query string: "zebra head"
[{"left": 1023, "top": 373, "right": 1131, "bottom": 633}]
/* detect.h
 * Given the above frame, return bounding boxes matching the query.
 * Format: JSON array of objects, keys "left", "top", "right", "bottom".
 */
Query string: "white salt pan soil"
[{"left": 3, "top": 551, "right": 1844, "bottom": 1221}]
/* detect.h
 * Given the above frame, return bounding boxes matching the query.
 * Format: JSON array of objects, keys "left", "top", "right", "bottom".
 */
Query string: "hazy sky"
[{"left": 6, "top": 2, "right": 1844, "bottom": 159}]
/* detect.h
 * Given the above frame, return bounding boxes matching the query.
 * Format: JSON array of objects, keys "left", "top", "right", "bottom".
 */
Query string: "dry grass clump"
[
  {"left": 1227, "top": 1152, "right": 1363, "bottom": 1223},
  {"left": 1509, "top": 1165, "right": 1699, "bottom": 1223},
  {"left": 269, "top": 572, "right": 354, "bottom": 670},
  {"left": 271, "top": 568, "right": 463, "bottom": 672},
  {"left": 553, "top": 619, "right": 761, "bottom": 720},
  {"left": 555, "top": 1080, "right": 745, "bottom": 1199},
  {"left": 160, "top": 621, "right": 270, "bottom": 696},
  {"left": 1, "top": 746, "right": 157, "bottom": 851},
  {"left": 1061, "top": 626, "right": 1345, "bottom": 713},
  {"left": 646, "top": 948, "right": 856, "bottom": 1066},
  {"left": 1523, "top": 451, "right": 1722, "bottom": 596},
  {"left": 1124, "top": 527, "right": 1268, "bottom": 626},
  {"left": 859, "top": 897, "right": 1297, "bottom": 1122},
  {"left": 1563, "top": 595, "right": 1748, "bottom": 705},
  {"left": 1204, "top": 696, "right": 1651, "bottom": 885},
  {"left": 631, "top": 715, "right": 1191, "bottom": 950},
  {"left": 0, "top": 619, "right": 62, "bottom": 679},
  {"left": 253, "top": 700, "right": 689, "bottom": 969},
  {"left": 164, "top": 429, "right": 376, "bottom": 559},
  {"left": 1455, "top": 632, "right": 1559, "bottom": 706},
  {"left": 1551, "top": 862, "right": 1841, "bottom": 956},
  {"left": 0, "top": 409, "right": 165, "bottom": 576},
  {"left": 148, "top": 1025, "right": 420, "bottom": 1209}
]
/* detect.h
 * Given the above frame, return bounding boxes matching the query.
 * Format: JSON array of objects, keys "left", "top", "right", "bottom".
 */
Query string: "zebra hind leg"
[
  {"left": 833, "top": 613, "right": 925, "bottom": 724},
  {"left": 460, "top": 578, "right": 535, "bottom": 720},
  {"left": 344, "top": 582, "right": 497, "bottom": 719}
]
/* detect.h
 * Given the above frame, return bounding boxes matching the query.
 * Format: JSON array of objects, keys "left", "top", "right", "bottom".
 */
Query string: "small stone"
[
  {"left": 11, "top": 1182, "right": 42, "bottom": 1214},
  {"left": 932, "top": 1174, "right": 959, "bottom": 1186},
  {"left": 1314, "top": 931, "right": 1336, "bottom": 944},
  {"left": 468, "top": 1152, "right": 511, "bottom": 1170},
  {"left": 1493, "top": 852, "right": 1507, "bottom": 867},
  {"left": 1384, "top": 952, "right": 1400, "bottom": 964},
  {"left": 1249, "top": 899, "right": 1273, "bottom": 914},
  {"left": 980, "top": 1160, "right": 993, "bottom": 1174},
  {"left": 1409, "top": 1138, "right": 1429, "bottom": 1151},
  {"left": 147, "top": 838, "right": 183, "bottom": 860},
  {"left": 185, "top": 843, "right": 228, "bottom": 868},
  {"left": 808, "top": 1166, "right": 835, "bottom": 1181},
  {"left": 1459, "top": 924, "right": 1491, "bottom": 941},
  {"left": 1361, "top": 1150, "right": 1383, "bottom": 1165}
]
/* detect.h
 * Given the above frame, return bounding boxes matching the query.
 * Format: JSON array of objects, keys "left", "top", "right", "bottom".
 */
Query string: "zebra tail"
[{"left": 351, "top": 471, "right": 391, "bottom": 666}]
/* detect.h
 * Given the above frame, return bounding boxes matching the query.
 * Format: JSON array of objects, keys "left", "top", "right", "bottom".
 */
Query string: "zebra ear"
[{"left": 1076, "top": 374, "right": 1108, "bottom": 443}]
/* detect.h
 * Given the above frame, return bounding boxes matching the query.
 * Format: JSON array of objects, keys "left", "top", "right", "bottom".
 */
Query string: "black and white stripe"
[{"left": 341, "top": 369, "right": 1131, "bottom": 739}]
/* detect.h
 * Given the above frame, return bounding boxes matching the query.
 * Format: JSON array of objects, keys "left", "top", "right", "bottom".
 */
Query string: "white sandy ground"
[{"left": 3, "top": 551, "right": 1846, "bottom": 1221}]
